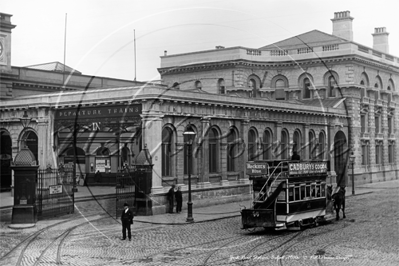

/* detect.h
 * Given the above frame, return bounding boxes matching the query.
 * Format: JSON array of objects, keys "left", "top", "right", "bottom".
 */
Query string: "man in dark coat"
[
  {"left": 167, "top": 185, "right": 175, "bottom": 213},
  {"left": 121, "top": 202, "right": 133, "bottom": 241},
  {"left": 175, "top": 186, "right": 183, "bottom": 213}
]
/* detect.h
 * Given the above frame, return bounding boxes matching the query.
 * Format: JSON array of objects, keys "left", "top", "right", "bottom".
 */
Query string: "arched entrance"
[
  {"left": 21, "top": 130, "right": 39, "bottom": 165},
  {"left": 0, "top": 130, "right": 12, "bottom": 191},
  {"left": 334, "top": 131, "right": 348, "bottom": 186}
]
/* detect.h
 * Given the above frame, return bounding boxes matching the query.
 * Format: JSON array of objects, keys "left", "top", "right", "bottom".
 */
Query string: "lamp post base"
[{"left": 186, "top": 201, "right": 194, "bottom": 223}]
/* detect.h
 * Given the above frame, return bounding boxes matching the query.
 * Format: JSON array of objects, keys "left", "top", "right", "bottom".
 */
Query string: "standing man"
[
  {"left": 121, "top": 202, "right": 133, "bottom": 241},
  {"left": 175, "top": 186, "right": 183, "bottom": 213},
  {"left": 167, "top": 185, "right": 175, "bottom": 213}
]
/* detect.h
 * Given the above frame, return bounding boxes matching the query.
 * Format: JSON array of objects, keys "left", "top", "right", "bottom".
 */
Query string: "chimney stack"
[
  {"left": 331, "top": 11, "right": 354, "bottom": 41},
  {"left": 372, "top": 27, "right": 389, "bottom": 54}
]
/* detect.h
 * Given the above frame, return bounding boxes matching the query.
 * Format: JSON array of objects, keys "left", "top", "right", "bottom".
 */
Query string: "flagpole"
[
  {"left": 63, "top": 13, "right": 67, "bottom": 88},
  {"left": 134, "top": 29, "right": 136, "bottom": 81}
]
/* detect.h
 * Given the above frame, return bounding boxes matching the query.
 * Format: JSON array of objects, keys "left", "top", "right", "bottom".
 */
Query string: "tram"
[{"left": 241, "top": 160, "right": 335, "bottom": 231}]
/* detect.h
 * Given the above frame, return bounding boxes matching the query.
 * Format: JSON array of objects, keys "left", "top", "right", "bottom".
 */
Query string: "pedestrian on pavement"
[
  {"left": 167, "top": 185, "right": 175, "bottom": 213},
  {"left": 121, "top": 202, "right": 134, "bottom": 241},
  {"left": 175, "top": 186, "right": 183, "bottom": 213}
]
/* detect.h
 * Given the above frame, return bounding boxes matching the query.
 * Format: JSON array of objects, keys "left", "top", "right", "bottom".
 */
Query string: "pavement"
[{"left": 1, "top": 179, "right": 399, "bottom": 227}]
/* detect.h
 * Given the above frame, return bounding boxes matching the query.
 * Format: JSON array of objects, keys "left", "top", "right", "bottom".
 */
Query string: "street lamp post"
[
  {"left": 349, "top": 153, "right": 355, "bottom": 195},
  {"left": 20, "top": 110, "right": 32, "bottom": 129},
  {"left": 183, "top": 124, "right": 196, "bottom": 223}
]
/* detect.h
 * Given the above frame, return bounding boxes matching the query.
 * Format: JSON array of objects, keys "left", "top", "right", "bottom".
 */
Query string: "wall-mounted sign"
[
  {"left": 289, "top": 162, "right": 328, "bottom": 175},
  {"left": 54, "top": 104, "right": 142, "bottom": 132},
  {"left": 55, "top": 104, "right": 142, "bottom": 120},
  {"left": 49, "top": 185, "right": 63, "bottom": 195},
  {"left": 96, "top": 158, "right": 110, "bottom": 173},
  {"left": 246, "top": 162, "right": 268, "bottom": 176}
]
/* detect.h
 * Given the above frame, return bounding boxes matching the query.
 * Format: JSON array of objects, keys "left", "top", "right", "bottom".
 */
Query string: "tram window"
[
  {"left": 277, "top": 190, "right": 286, "bottom": 202},
  {"left": 305, "top": 184, "right": 311, "bottom": 199},
  {"left": 294, "top": 187, "right": 300, "bottom": 201},
  {"left": 300, "top": 185, "right": 306, "bottom": 200},
  {"left": 315, "top": 183, "right": 321, "bottom": 197},
  {"left": 289, "top": 187, "right": 294, "bottom": 201}
]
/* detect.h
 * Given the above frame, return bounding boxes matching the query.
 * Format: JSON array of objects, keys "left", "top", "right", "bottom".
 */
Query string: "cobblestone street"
[{"left": 0, "top": 183, "right": 398, "bottom": 266}]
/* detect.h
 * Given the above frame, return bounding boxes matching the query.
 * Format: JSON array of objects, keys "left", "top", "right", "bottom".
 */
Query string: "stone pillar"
[
  {"left": 303, "top": 124, "right": 310, "bottom": 160},
  {"left": 238, "top": 119, "right": 250, "bottom": 182},
  {"left": 381, "top": 101, "right": 388, "bottom": 169},
  {"left": 175, "top": 141, "right": 185, "bottom": 185},
  {"left": 198, "top": 117, "right": 211, "bottom": 186},
  {"left": 37, "top": 108, "right": 50, "bottom": 169},
  {"left": 220, "top": 141, "right": 229, "bottom": 184},
  {"left": 328, "top": 122, "right": 336, "bottom": 186},
  {"left": 368, "top": 103, "right": 376, "bottom": 165},
  {"left": 141, "top": 110, "right": 164, "bottom": 194},
  {"left": 275, "top": 122, "right": 282, "bottom": 159}
]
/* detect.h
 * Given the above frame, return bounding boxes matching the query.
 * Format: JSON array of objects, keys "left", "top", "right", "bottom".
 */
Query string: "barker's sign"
[
  {"left": 289, "top": 162, "right": 328, "bottom": 175},
  {"left": 246, "top": 162, "right": 268, "bottom": 176}
]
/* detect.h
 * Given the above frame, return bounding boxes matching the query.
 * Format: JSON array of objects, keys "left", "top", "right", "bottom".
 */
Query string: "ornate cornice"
[{"left": 159, "top": 54, "right": 399, "bottom": 75}]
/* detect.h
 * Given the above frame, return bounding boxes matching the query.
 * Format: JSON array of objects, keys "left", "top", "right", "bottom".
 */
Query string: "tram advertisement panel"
[{"left": 289, "top": 162, "right": 327, "bottom": 175}]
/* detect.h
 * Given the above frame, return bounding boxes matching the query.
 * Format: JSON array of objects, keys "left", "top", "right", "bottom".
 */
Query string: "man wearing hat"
[{"left": 121, "top": 202, "right": 134, "bottom": 241}]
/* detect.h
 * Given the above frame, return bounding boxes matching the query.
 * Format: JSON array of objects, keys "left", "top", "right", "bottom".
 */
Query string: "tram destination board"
[
  {"left": 246, "top": 162, "right": 268, "bottom": 176},
  {"left": 289, "top": 161, "right": 328, "bottom": 176}
]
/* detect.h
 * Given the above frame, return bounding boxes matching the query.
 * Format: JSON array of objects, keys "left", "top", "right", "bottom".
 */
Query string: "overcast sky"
[{"left": 3, "top": 0, "right": 399, "bottom": 82}]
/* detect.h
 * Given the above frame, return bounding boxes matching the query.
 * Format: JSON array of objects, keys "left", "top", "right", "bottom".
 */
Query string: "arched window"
[
  {"left": 195, "top": 80, "right": 202, "bottom": 90},
  {"left": 209, "top": 128, "right": 219, "bottom": 173},
  {"left": 249, "top": 79, "right": 256, "bottom": 98},
  {"left": 276, "top": 79, "right": 285, "bottom": 88},
  {"left": 248, "top": 129, "right": 257, "bottom": 161},
  {"left": 218, "top": 78, "right": 226, "bottom": 94},
  {"left": 65, "top": 147, "right": 86, "bottom": 165},
  {"left": 328, "top": 76, "right": 337, "bottom": 97},
  {"left": 227, "top": 129, "right": 237, "bottom": 172},
  {"left": 309, "top": 131, "right": 316, "bottom": 160},
  {"left": 375, "top": 76, "right": 383, "bottom": 90},
  {"left": 262, "top": 129, "right": 272, "bottom": 160},
  {"left": 388, "top": 78, "right": 395, "bottom": 91},
  {"left": 162, "top": 128, "right": 173, "bottom": 176},
  {"left": 303, "top": 78, "right": 311, "bottom": 99},
  {"left": 281, "top": 130, "right": 289, "bottom": 159},
  {"left": 293, "top": 130, "right": 302, "bottom": 159},
  {"left": 360, "top": 72, "right": 369, "bottom": 87},
  {"left": 318, "top": 132, "right": 326, "bottom": 160},
  {"left": 121, "top": 144, "right": 130, "bottom": 167},
  {"left": 22, "top": 131, "right": 39, "bottom": 164},
  {"left": 96, "top": 144, "right": 110, "bottom": 156}
]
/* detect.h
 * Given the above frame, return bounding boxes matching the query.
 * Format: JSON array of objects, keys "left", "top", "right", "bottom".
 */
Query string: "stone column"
[
  {"left": 328, "top": 122, "right": 336, "bottom": 186},
  {"left": 303, "top": 124, "right": 310, "bottom": 160},
  {"left": 141, "top": 107, "right": 164, "bottom": 194},
  {"left": 238, "top": 119, "right": 250, "bottom": 182},
  {"left": 198, "top": 117, "right": 211, "bottom": 187},
  {"left": 275, "top": 122, "right": 282, "bottom": 159},
  {"left": 220, "top": 141, "right": 229, "bottom": 185},
  {"left": 37, "top": 108, "right": 50, "bottom": 169}
]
